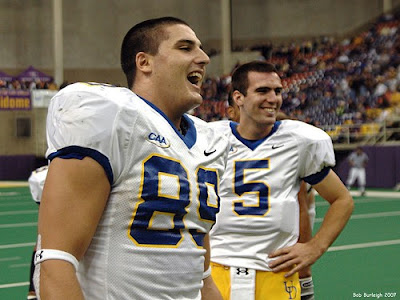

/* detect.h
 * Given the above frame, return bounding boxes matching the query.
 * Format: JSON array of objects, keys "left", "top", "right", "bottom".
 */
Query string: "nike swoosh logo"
[
  {"left": 272, "top": 144, "right": 284, "bottom": 149},
  {"left": 204, "top": 149, "right": 216, "bottom": 156}
]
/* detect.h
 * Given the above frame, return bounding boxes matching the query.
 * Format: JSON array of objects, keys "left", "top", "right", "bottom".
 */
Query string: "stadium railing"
[{"left": 320, "top": 117, "right": 400, "bottom": 150}]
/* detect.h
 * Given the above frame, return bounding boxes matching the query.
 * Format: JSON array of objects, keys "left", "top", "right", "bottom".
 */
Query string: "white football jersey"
[
  {"left": 28, "top": 166, "right": 48, "bottom": 203},
  {"left": 44, "top": 82, "right": 229, "bottom": 299},
  {"left": 209, "top": 119, "right": 335, "bottom": 271}
]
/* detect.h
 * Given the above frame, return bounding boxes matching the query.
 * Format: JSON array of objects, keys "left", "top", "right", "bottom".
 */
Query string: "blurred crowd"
[
  {"left": 193, "top": 11, "right": 400, "bottom": 142},
  {"left": 0, "top": 78, "right": 66, "bottom": 91},
  {"left": 2, "top": 11, "right": 400, "bottom": 142}
]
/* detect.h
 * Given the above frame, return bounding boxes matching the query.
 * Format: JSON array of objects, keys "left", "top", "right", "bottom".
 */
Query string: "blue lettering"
[
  {"left": 148, "top": 132, "right": 166, "bottom": 145},
  {"left": 148, "top": 132, "right": 157, "bottom": 140}
]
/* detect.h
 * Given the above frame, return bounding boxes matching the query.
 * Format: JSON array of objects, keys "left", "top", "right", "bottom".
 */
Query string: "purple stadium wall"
[
  {"left": 0, "top": 155, "right": 36, "bottom": 180},
  {"left": 0, "top": 146, "right": 399, "bottom": 187},
  {"left": 335, "top": 146, "right": 400, "bottom": 189}
]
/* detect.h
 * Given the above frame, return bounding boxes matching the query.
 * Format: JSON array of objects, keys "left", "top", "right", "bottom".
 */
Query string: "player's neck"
[
  {"left": 236, "top": 123, "right": 273, "bottom": 140},
  {"left": 132, "top": 87, "right": 183, "bottom": 129}
]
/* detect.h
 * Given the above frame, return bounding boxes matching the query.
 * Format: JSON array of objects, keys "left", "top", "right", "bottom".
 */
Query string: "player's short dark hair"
[
  {"left": 227, "top": 91, "right": 235, "bottom": 107},
  {"left": 231, "top": 61, "right": 278, "bottom": 96},
  {"left": 121, "top": 16, "right": 189, "bottom": 89}
]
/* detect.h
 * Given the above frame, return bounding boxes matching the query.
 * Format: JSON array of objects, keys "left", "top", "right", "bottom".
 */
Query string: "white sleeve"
[
  {"left": 45, "top": 83, "right": 136, "bottom": 184},
  {"left": 298, "top": 124, "right": 336, "bottom": 184},
  {"left": 28, "top": 166, "right": 48, "bottom": 203}
]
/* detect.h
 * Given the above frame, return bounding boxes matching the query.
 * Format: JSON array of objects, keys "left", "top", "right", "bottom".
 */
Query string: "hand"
[{"left": 268, "top": 242, "right": 323, "bottom": 278}]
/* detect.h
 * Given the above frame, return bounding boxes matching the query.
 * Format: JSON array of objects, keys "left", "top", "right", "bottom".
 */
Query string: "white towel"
[{"left": 230, "top": 267, "right": 256, "bottom": 300}]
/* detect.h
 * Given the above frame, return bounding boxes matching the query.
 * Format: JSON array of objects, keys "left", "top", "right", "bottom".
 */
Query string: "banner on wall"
[
  {"left": 0, "top": 90, "right": 31, "bottom": 110},
  {"left": 15, "top": 66, "right": 53, "bottom": 82},
  {"left": 0, "top": 70, "right": 14, "bottom": 82}
]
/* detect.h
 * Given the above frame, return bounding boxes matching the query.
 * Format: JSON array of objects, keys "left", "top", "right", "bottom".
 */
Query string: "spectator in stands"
[
  {"left": 0, "top": 79, "right": 7, "bottom": 89},
  {"left": 198, "top": 10, "right": 400, "bottom": 127},
  {"left": 9, "top": 79, "right": 22, "bottom": 90}
]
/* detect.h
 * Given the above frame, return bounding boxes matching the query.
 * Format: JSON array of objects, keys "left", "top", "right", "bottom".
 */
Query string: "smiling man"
[
  {"left": 209, "top": 61, "right": 353, "bottom": 300},
  {"left": 33, "top": 17, "right": 228, "bottom": 300}
]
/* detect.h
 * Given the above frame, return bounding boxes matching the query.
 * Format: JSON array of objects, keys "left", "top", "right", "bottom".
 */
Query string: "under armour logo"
[
  {"left": 34, "top": 250, "right": 44, "bottom": 264},
  {"left": 236, "top": 267, "right": 249, "bottom": 275},
  {"left": 284, "top": 280, "right": 297, "bottom": 300}
]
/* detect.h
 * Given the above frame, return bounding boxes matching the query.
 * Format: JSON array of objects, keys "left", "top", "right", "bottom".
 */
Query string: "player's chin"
[
  {"left": 189, "top": 91, "right": 204, "bottom": 105},
  {"left": 261, "top": 116, "right": 277, "bottom": 125},
  {"left": 183, "top": 94, "right": 203, "bottom": 112}
]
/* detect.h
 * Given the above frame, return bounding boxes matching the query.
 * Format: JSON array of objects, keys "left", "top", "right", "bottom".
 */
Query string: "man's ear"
[
  {"left": 232, "top": 90, "right": 244, "bottom": 107},
  {"left": 135, "top": 52, "right": 152, "bottom": 74}
]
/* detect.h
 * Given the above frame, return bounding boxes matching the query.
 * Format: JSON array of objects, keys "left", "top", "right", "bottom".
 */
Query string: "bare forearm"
[
  {"left": 310, "top": 195, "right": 353, "bottom": 254},
  {"left": 39, "top": 261, "right": 84, "bottom": 299},
  {"left": 298, "top": 198, "right": 312, "bottom": 243},
  {"left": 37, "top": 157, "right": 110, "bottom": 299},
  {"left": 268, "top": 171, "right": 353, "bottom": 277},
  {"left": 201, "top": 276, "right": 223, "bottom": 300},
  {"left": 201, "top": 234, "right": 222, "bottom": 299}
]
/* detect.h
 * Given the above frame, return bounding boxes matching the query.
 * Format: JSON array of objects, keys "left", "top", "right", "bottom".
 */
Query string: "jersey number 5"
[{"left": 233, "top": 159, "right": 270, "bottom": 216}]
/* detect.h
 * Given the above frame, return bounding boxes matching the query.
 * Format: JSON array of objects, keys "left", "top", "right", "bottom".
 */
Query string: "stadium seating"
[{"left": 193, "top": 9, "right": 400, "bottom": 146}]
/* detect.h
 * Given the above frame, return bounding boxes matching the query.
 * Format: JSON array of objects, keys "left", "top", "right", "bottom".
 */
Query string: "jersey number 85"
[{"left": 129, "top": 154, "right": 220, "bottom": 248}]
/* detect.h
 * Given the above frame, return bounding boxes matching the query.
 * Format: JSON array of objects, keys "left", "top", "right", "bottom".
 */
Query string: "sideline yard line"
[
  {"left": 0, "top": 256, "right": 21, "bottom": 262},
  {"left": 0, "top": 210, "right": 37, "bottom": 216},
  {"left": 0, "top": 182, "right": 28, "bottom": 187},
  {"left": 0, "top": 242, "right": 36, "bottom": 249},
  {"left": 0, "top": 197, "right": 33, "bottom": 204},
  {"left": 348, "top": 190, "right": 400, "bottom": 198},
  {"left": 0, "top": 222, "right": 37, "bottom": 229},
  {"left": 2, "top": 240, "right": 399, "bottom": 289},
  {"left": 350, "top": 211, "right": 400, "bottom": 219},
  {"left": 328, "top": 239, "right": 400, "bottom": 252},
  {"left": 0, "top": 198, "right": 31, "bottom": 202},
  {"left": 9, "top": 263, "right": 30, "bottom": 268},
  {"left": 316, "top": 196, "right": 400, "bottom": 206},
  {"left": 0, "top": 192, "right": 19, "bottom": 196},
  {"left": 315, "top": 210, "right": 400, "bottom": 222},
  {"left": 1, "top": 240, "right": 399, "bottom": 291},
  {"left": 0, "top": 282, "right": 29, "bottom": 289},
  {"left": 0, "top": 242, "right": 36, "bottom": 250},
  {"left": 0, "top": 211, "right": 398, "bottom": 228},
  {"left": 0, "top": 202, "right": 35, "bottom": 207}
]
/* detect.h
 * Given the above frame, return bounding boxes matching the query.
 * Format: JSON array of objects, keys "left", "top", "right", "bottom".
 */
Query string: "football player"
[
  {"left": 27, "top": 166, "right": 48, "bottom": 300},
  {"left": 34, "top": 17, "right": 228, "bottom": 300},
  {"left": 209, "top": 61, "right": 354, "bottom": 300},
  {"left": 225, "top": 93, "right": 316, "bottom": 300}
]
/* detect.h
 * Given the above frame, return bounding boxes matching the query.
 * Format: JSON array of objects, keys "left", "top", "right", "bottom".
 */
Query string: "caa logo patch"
[{"left": 147, "top": 132, "right": 170, "bottom": 148}]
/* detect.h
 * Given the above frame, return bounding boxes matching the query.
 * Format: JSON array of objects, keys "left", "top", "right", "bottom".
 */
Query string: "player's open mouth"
[{"left": 187, "top": 71, "right": 203, "bottom": 86}]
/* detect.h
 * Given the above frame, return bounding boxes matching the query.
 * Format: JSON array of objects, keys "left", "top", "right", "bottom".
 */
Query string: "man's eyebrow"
[
  {"left": 255, "top": 86, "right": 283, "bottom": 92},
  {"left": 177, "top": 39, "right": 194, "bottom": 45}
]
